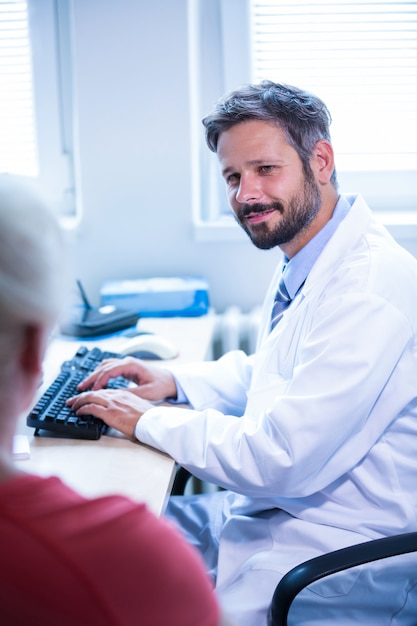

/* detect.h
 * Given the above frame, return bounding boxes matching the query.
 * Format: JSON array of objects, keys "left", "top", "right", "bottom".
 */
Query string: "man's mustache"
[{"left": 238, "top": 202, "right": 284, "bottom": 219}]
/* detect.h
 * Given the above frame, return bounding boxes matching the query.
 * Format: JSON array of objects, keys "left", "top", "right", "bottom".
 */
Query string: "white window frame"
[
  {"left": 190, "top": 0, "right": 417, "bottom": 242},
  {"left": 29, "top": 0, "right": 77, "bottom": 223}
]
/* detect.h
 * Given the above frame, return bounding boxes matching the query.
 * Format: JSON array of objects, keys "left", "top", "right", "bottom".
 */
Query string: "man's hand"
[
  {"left": 77, "top": 356, "right": 178, "bottom": 401},
  {"left": 66, "top": 388, "right": 155, "bottom": 439}
]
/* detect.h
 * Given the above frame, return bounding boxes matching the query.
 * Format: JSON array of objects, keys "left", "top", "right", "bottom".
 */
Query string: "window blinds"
[
  {"left": 250, "top": 0, "right": 417, "bottom": 170},
  {"left": 0, "top": 0, "right": 37, "bottom": 176}
]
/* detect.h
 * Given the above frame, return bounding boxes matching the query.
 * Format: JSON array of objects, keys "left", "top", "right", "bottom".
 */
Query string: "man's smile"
[
  {"left": 237, "top": 201, "right": 284, "bottom": 228},
  {"left": 245, "top": 207, "right": 277, "bottom": 224}
]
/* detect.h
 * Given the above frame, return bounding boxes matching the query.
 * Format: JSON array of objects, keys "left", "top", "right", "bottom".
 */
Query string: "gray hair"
[
  {"left": 202, "top": 80, "right": 338, "bottom": 187},
  {"left": 0, "top": 176, "right": 68, "bottom": 334}
]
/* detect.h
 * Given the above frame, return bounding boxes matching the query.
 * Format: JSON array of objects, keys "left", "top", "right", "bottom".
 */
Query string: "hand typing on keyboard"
[
  {"left": 67, "top": 386, "right": 154, "bottom": 440},
  {"left": 66, "top": 350, "right": 178, "bottom": 439},
  {"left": 77, "top": 355, "right": 177, "bottom": 401},
  {"left": 27, "top": 346, "right": 179, "bottom": 440},
  {"left": 27, "top": 346, "right": 177, "bottom": 439}
]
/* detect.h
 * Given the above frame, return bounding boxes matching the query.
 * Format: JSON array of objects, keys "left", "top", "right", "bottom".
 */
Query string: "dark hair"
[{"left": 202, "top": 80, "right": 337, "bottom": 187}]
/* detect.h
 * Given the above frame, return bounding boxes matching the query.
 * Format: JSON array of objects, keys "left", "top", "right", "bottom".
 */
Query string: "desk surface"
[{"left": 15, "top": 314, "right": 216, "bottom": 515}]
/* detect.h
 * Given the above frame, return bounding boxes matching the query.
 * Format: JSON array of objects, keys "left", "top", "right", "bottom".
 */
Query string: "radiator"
[{"left": 212, "top": 305, "right": 263, "bottom": 359}]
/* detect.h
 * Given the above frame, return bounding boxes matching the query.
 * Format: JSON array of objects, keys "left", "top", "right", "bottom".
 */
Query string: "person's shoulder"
[
  {"left": 0, "top": 472, "right": 149, "bottom": 532},
  {"left": 76, "top": 497, "right": 222, "bottom": 626},
  {"left": 0, "top": 472, "right": 86, "bottom": 511},
  {"left": 3, "top": 474, "right": 222, "bottom": 625}
]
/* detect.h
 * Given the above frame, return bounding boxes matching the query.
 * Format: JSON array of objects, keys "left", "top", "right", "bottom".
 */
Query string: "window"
[
  {"left": 0, "top": 0, "right": 36, "bottom": 175},
  {"left": 191, "top": 0, "right": 417, "bottom": 240},
  {"left": 0, "top": 0, "right": 77, "bottom": 220}
]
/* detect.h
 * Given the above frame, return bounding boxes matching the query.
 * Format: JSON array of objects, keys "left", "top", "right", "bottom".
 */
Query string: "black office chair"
[
  {"left": 267, "top": 531, "right": 417, "bottom": 626},
  {"left": 171, "top": 467, "right": 417, "bottom": 625},
  {"left": 171, "top": 466, "right": 193, "bottom": 496}
]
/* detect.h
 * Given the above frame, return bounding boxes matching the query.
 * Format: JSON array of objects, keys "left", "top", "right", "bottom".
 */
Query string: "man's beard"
[{"left": 234, "top": 170, "right": 322, "bottom": 250}]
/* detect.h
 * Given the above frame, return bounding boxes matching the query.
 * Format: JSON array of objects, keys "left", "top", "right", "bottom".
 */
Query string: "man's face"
[{"left": 217, "top": 119, "right": 322, "bottom": 253}]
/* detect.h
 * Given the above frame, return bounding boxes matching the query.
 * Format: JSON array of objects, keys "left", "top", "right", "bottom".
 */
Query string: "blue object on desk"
[{"left": 100, "top": 276, "right": 210, "bottom": 317}]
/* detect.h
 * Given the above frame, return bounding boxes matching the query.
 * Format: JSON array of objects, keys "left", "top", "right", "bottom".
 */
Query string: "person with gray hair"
[
  {"left": 69, "top": 82, "right": 417, "bottom": 625},
  {"left": 0, "top": 177, "right": 68, "bottom": 440},
  {"left": 0, "top": 176, "right": 227, "bottom": 626}
]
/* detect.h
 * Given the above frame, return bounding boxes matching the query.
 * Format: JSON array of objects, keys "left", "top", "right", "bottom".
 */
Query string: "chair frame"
[{"left": 267, "top": 531, "right": 417, "bottom": 626}]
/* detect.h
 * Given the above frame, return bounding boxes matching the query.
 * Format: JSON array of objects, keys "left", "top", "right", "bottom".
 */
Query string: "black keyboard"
[{"left": 27, "top": 345, "right": 129, "bottom": 440}]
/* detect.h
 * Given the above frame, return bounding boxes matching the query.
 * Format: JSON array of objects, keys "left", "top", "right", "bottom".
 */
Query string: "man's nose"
[{"left": 235, "top": 176, "right": 262, "bottom": 204}]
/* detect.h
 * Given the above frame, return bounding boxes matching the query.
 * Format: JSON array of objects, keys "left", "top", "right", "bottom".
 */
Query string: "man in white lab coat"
[{"left": 70, "top": 81, "right": 417, "bottom": 625}]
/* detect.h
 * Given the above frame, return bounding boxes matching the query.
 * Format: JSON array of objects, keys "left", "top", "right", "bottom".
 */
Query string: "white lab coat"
[{"left": 137, "top": 194, "right": 417, "bottom": 625}]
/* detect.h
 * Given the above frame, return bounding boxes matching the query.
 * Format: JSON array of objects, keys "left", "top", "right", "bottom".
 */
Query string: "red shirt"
[{"left": 0, "top": 473, "right": 220, "bottom": 625}]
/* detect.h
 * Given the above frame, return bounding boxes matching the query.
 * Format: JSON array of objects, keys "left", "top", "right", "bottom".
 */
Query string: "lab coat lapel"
[{"left": 257, "top": 194, "right": 373, "bottom": 349}]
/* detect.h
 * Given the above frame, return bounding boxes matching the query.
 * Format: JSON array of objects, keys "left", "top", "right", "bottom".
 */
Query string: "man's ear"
[
  {"left": 312, "top": 139, "right": 335, "bottom": 185},
  {"left": 19, "top": 324, "right": 45, "bottom": 378}
]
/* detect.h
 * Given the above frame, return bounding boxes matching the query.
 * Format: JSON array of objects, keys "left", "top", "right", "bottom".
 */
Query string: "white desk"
[{"left": 15, "top": 314, "right": 216, "bottom": 515}]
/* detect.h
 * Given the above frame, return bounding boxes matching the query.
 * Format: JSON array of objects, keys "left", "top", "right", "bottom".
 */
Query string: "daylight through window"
[
  {"left": 250, "top": 0, "right": 417, "bottom": 171},
  {"left": 0, "top": 0, "right": 37, "bottom": 176}
]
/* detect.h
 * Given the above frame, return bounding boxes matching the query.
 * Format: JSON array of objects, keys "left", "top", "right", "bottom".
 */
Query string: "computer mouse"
[{"left": 119, "top": 334, "right": 179, "bottom": 360}]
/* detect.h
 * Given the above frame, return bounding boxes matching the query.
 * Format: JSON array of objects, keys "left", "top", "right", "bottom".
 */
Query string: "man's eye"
[
  {"left": 226, "top": 173, "right": 240, "bottom": 185},
  {"left": 259, "top": 165, "right": 274, "bottom": 174}
]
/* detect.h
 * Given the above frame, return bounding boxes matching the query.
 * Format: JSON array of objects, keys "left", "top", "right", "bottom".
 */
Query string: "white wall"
[
  {"left": 68, "top": 0, "right": 277, "bottom": 313},
  {"left": 68, "top": 0, "right": 416, "bottom": 313}
]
